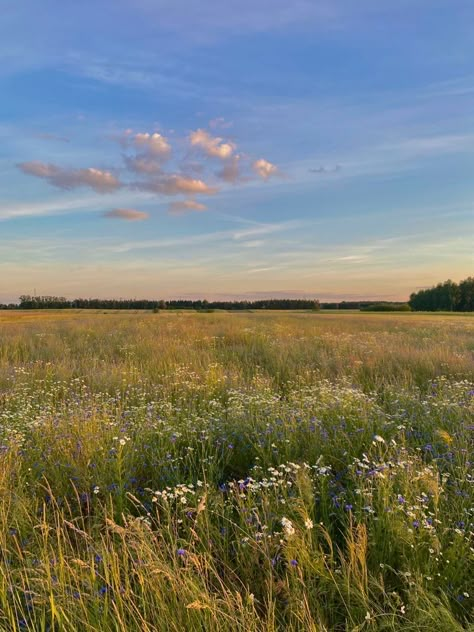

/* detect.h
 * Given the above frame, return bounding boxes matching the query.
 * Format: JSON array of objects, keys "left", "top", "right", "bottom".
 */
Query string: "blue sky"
[{"left": 1, "top": 0, "right": 473, "bottom": 302}]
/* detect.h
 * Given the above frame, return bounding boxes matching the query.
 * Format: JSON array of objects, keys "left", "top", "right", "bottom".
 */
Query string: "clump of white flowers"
[{"left": 281, "top": 517, "right": 295, "bottom": 538}]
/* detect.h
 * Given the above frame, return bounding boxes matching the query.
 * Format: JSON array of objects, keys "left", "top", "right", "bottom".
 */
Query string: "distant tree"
[
  {"left": 361, "top": 303, "right": 411, "bottom": 312},
  {"left": 458, "top": 277, "right": 474, "bottom": 311},
  {"left": 409, "top": 276, "right": 473, "bottom": 311}
]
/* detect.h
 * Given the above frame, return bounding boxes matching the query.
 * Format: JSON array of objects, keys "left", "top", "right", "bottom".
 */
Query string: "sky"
[{"left": 1, "top": 1, "right": 473, "bottom": 303}]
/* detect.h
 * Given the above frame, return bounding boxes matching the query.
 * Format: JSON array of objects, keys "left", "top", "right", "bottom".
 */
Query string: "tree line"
[
  {"left": 409, "top": 277, "right": 474, "bottom": 312},
  {"left": 0, "top": 278, "right": 471, "bottom": 311},
  {"left": 1, "top": 297, "right": 411, "bottom": 311},
  {"left": 7, "top": 296, "right": 322, "bottom": 311}
]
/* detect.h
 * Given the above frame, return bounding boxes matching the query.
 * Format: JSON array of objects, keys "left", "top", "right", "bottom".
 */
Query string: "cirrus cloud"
[
  {"left": 103, "top": 208, "right": 149, "bottom": 221},
  {"left": 17, "top": 161, "right": 122, "bottom": 193},
  {"left": 168, "top": 199, "right": 207, "bottom": 216}
]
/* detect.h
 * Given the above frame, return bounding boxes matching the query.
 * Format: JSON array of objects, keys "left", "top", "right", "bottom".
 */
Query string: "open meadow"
[{"left": 0, "top": 310, "right": 473, "bottom": 631}]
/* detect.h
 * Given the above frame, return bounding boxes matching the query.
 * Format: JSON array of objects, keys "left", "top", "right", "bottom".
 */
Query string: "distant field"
[{"left": 0, "top": 312, "right": 473, "bottom": 631}]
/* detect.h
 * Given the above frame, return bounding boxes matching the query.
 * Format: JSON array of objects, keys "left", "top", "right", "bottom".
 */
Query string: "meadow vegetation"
[{"left": 0, "top": 310, "right": 472, "bottom": 631}]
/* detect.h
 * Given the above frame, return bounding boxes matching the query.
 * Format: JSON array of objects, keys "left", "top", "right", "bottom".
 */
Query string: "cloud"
[
  {"left": 309, "top": 165, "right": 341, "bottom": 174},
  {"left": 168, "top": 199, "right": 207, "bottom": 216},
  {"left": 132, "top": 132, "right": 171, "bottom": 156},
  {"left": 241, "top": 240, "right": 264, "bottom": 248},
  {"left": 216, "top": 155, "right": 241, "bottom": 183},
  {"left": 189, "top": 128, "right": 235, "bottom": 159},
  {"left": 17, "top": 161, "right": 122, "bottom": 193},
  {"left": 103, "top": 208, "right": 149, "bottom": 221},
  {"left": 124, "top": 154, "right": 163, "bottom": 174},
  {"left": 134, "top": 174, "right": 218, "bottom": 195},
  {"left": 118, "top": 130, "right": 171, "bottom": 157},
  {"left": 209, "top": 117, "right": 233, "bottom": 130},
  {"left": 34, "top": 132, "right": 70, "bottom": 143},
  {"left": 253, "top": 158, "right": 278, "bottom": 179}
]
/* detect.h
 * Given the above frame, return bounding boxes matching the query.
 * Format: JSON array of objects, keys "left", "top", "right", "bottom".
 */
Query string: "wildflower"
[
  {"left": 373, "top": 434, "right": 385, "bottom": 443},
  {"left": 290, "top": 559, "right": 298, "bottom": 567},
  {"left": 304, "top": 518, "right": 313, "bottom": 530},
  {"left": 281, "top": 517, "right": 295, "bottom": 538},
  {"left": 177, "top": 548, "right": 186, "bottom": 557}
]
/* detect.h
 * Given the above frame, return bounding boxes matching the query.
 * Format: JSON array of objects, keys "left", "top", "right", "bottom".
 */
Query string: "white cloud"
[
  {"left": 132, "top": 132, "right": 171, "bottom": 156},
  {"left": 253, "top": 158, "right": 278, "bottom": 179},
  {"left": 189, "top": 128, "right": 235, "bottom": 160}
]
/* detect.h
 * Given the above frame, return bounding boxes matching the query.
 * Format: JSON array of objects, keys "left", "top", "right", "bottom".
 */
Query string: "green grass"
[{"left": 0, "top": 311, "right": 473, "bottom": 631}]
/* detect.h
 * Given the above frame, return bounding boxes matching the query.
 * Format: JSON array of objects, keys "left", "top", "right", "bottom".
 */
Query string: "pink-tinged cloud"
[
  {"left": 18, "top": 161, "right": 121, "bottom": 193},
  {"left": 134, "top": 174, "right": 218, "bottom": 195},
  {"left": 103, "top": 208, "right": 149, "bottom": 221},
  {"left": 189, "top": 128, "right": 235, "bottom": 160},
  {"left": 132, "top": 132, "right": 171, "bottom": 156},
  {"left": 217, "top": 155, "right": 241, "bottom": 183},
  {"left": 124, "top": 154, "right": 163, "bottom": 175},
  {"left": 253, "top": 158, "right": 278, "bottom": 179},
  {"left": 168, "top": 199, "right": 207, "bottom": 216},
  {"left": 118, "top": 130, "right": 171, "bottom": 158}
]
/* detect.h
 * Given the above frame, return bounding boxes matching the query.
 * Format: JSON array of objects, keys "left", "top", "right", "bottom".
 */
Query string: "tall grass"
[{"left": 0, "top": 311, "right": 472, "bottom": 631}]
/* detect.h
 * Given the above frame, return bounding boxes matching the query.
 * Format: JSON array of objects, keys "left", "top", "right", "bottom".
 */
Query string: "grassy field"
[{"left": 0, "top": 310, "right": 473, "bottom": 631}]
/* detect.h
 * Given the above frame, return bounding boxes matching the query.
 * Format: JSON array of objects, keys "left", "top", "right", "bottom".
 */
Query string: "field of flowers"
[{"left": 0, "top": 310, "right": 472, "bottom": 631}]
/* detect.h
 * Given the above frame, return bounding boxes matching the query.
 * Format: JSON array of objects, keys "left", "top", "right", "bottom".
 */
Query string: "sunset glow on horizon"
[{"left": 1, "top": 1, "right": 473, "bottom": 302}]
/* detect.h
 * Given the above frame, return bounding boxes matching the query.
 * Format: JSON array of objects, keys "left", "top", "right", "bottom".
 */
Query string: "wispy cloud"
[
  {"left": 168, "top": 199, "right": 207, "bottom": 215},
  {"left": 133, "top": 174, "right": 218, "bottom": 195},
  {"left": 103, "top": 208, "right": 149, "bottom": 221},
  {"left": 34, "top": 132, "right": 70, "bottom": 143},
  {"left": 209, "top": 117, "right": 233, "bottom": 130},
  {"left": 17, "top": 161, "right": 122, "bottom": 193},
  {"left": 216, "top": 155, "right": 242, "bottom": 183},
  {"left": 103, "top": 219, "right": 303, "bottom": 253},
  {"left": 309, "top": 165, "right": 341, "bottom": 174},
  {"left": 123, "top": 154, "right": 164, "bottom": 175},
  {"left": 0, "top": 191, "right": 157, "bottom": 221}
]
